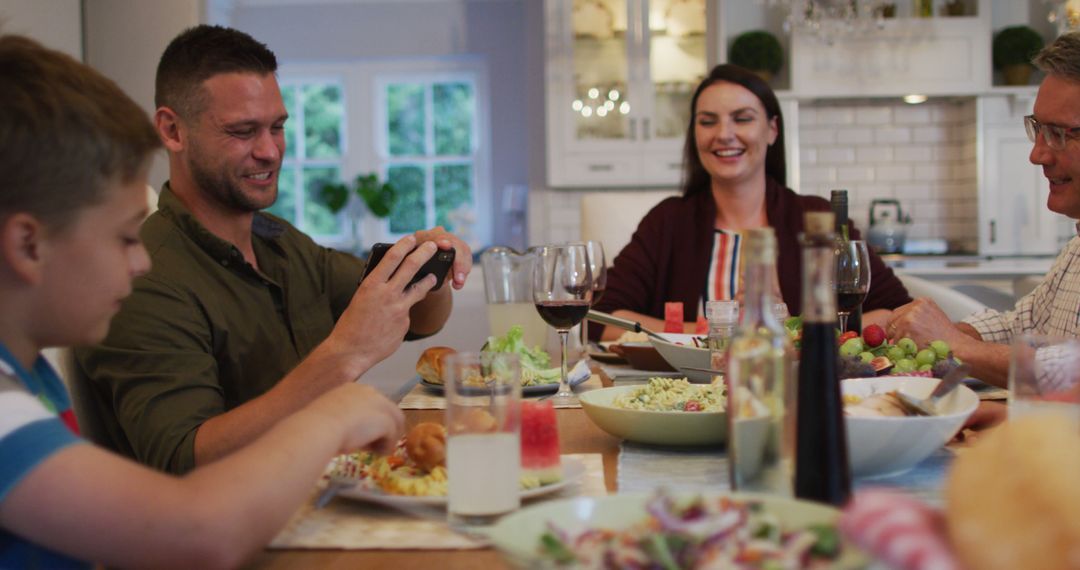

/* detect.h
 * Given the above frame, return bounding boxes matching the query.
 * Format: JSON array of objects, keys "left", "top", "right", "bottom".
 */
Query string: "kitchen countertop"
[{"left": 882, "top": 255, "right": 1055, "bottom": 278}]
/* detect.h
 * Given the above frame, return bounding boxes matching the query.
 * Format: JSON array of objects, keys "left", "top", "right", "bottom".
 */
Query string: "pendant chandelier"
[{"left": 760, "top": 0, "right": 895, "bottom": 45}]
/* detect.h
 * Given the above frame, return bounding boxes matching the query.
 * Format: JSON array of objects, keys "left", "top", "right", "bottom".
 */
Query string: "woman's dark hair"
[{"left": 681, "top": 64, "right": 786, "bottom": 195}]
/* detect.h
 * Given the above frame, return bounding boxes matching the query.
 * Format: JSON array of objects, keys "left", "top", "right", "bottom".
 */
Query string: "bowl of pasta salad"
[{"left": 578, "top": 377, "right": 727, "bottom": 446}]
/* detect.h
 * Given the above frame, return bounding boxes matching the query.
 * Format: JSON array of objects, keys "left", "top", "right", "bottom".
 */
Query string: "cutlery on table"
[
  {"left": 586, "top": 310, "right": 668, "bottom": 343},
  {"left": 896, "top": 364, "right": 971, "bottom": 416}
]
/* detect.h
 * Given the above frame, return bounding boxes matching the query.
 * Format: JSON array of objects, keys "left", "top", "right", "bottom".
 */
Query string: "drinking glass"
[
  {"left": 1009, "top": 334, "right": 1080, "bottom": 425},
  {"left": 445, "top": 352, "right": 522, "bottom": 528},
  {"left": 580, "top": 240, "right": 607, "bottom": 352},
  {"left": 532, "top": 244, "right": 592, "bottom": 403},
  {"left": 834, "top": 240, "right": 870, "bottom": 333}
]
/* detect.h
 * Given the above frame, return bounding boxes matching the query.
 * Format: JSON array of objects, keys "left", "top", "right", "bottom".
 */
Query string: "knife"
[{"left": 586, "top": 310, "right": 668, "bottom": 343}]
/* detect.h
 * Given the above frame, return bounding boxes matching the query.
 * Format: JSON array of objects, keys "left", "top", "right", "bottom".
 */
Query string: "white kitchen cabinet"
[
  {"left": 544, "top": 0, "right": 711, "bottom": 187},
  {"left": 977, "top": 92, "right": 1061, "bottom": 256}
]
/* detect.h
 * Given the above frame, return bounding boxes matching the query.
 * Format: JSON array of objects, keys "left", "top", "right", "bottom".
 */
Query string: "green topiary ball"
[
  {"left": 729, "top": 30, "right": 783, "bottom": 75},
  {"left": 992, "top": 25, "right": 1044, "bottom": 69}
]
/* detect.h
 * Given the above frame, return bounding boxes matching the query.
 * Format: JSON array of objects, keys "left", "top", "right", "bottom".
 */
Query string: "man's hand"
[
  {"left": 887, "top": 298, "right": 973, "bottom": 349},
  {"left": 329, "top": 235, "right": 439, "bottom": 367},
  {"left": 413, "top": 226, "right": 472, "bottom": 290},
  {"left": 307, "top": 383, "right": 405, "bottom": 456}
]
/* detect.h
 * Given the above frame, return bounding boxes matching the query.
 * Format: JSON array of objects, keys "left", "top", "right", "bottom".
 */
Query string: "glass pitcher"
[{"left": 480, "top": 247, "right": 548, "bottom": 350}]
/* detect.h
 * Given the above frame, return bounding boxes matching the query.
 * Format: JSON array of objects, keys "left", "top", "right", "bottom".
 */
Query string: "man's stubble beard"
[{"left": 187, "top": 143, "right": 277, "bottom": 213}]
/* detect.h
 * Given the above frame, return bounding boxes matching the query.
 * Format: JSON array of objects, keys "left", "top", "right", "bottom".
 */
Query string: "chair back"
[
  {"left": 579, "top": 190, "right": 677, "bottom": 258},
  {"left": 896, "top": 273, "right": 988, "bottom": 321}
]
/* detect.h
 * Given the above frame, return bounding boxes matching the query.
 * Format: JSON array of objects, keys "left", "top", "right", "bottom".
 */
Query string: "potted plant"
[
  {"left": 993, "top": 25, "right": 1045, "bottom": 86},
  {"left": 319, "top": 173, "right": 396, "bottom": 252},
  {"left": 729, "top": 30, "right": 783, "bottom": 84}
]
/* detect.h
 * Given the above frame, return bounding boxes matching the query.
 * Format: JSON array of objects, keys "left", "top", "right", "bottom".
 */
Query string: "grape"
[
  {"left": 930, "top": 339, "right": 950, "bottom": 359},
  {"left": 839, "top": 338, "right": 864, "bottom": 357},
  {"left": 915, "top": 349, "right": 937, "bottom": 367},
  {"left": 897, "top": 337, "right": 918, "bottom": 356},
  {"left": 918, "top": 363, "right": 933, "bottom": 372},
  {"left": 931, "top": 358, "right": 958, "bottom": 379},
  {"left": 895, "top": 358, "right": 917, "bottom": 373},
  {"left": 859, "top": 351, "right": 874, "bottom": 363},
  {"left": 886, "top": 346, "right": 906, "bottom": 363}
]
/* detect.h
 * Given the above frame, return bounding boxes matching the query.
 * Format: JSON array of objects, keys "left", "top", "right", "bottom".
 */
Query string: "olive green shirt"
[{"left": 73, "top": 185, "right": 368, "bottom": 474}]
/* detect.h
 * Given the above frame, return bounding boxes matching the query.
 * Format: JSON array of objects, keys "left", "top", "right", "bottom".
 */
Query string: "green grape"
[
  {"left": 839, "top": 338, "right": 864, "bottom": 357},
  {"left": 886, "top": 346, "right": 906, "bottom": 363},
  {"left": 915, "top": 348, "right": 937, "bottom": 367},
  {"left": 859, "top": 351, "right": 874, "bottom": 363},
  {"left": 895, "top": 358, "right": 917, "bottom": 373},
  {"left": 918, "top": 363, "right": 933, "bottom": 372},
  {"left": 930, "top": 339, "right": 950, "bottom": 359},
  {"left": 897, "top": 337, "right": 918, "bottom": 356}
]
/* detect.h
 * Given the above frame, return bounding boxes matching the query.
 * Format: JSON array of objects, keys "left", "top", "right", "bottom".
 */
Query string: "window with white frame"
[
  {"left": 267, "top": 79, "right": 347, "bottom": 240},
  {"left": 377, "top": 74, "right": 480, "bottom": 236},
  {"left": 275, "top": 60, "right": 490, "bottom": 249}
]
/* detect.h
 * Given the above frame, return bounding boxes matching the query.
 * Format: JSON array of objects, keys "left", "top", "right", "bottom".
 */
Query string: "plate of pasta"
[{"left": 578, "top": 378, "right": 728, "bottom": 446}]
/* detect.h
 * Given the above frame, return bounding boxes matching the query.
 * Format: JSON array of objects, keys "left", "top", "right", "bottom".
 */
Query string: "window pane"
[
  {"left": 387, "top": 165, "right": 426, "bottom": 233},
  {"left": 267, "top": 166, "right": 297, "bottom": 222},
  {"left": 303, "top": 84, "right": 343, "bottom": 159},
  {"left": 386, "top": 84, "right": 425, "bottom": 156},
  {"left": 434, "top": 163, "right": 472, "bottom": 229},
  {"left": 282, "top": 86, "right": 298, "bottom": 160},
  {"left": 433, "top": 82, "right": 473, "bottom": 156},
  {"left": 302, "top": 166, "right": 342, "bottom": 234}
]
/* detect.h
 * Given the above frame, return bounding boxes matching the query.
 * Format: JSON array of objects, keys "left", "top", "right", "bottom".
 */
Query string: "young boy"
[{"left": 0, "top": 35, "right": 406, "bottom": 568}]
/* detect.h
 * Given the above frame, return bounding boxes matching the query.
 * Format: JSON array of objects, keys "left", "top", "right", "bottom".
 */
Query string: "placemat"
[
  {"left": 398, "top": 373, "right": 603, "bottom": 410},
  {"left": 617, "top": 442, "right": 953, "bottom": 506},
  {"left": 268, "top": 453, "right": 606, "bottom": 550}
]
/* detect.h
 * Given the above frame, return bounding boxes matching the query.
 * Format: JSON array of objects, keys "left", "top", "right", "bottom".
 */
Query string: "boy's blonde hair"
[{"left": 0, "top": 35, "right": 161, "bottom": 231}]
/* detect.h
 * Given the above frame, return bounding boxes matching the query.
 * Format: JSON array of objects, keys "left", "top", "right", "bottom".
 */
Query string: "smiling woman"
[{"left": 591, "top": 64, "right": 913, "bottom": 342}]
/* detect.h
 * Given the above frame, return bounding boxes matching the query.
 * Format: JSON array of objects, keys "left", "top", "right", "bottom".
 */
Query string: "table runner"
[
  {"left": 268, "top": 453, "right": 606, "bottom": 550},
  {"left": 398, "top": 373, "right": 603, "bottom": 410},
  {"left": 617, "top": 442, "right": 953, "bottom": 506}
]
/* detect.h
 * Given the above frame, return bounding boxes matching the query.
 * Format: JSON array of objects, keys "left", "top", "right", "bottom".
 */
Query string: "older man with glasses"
[{"left": 886, "top": 31, "right": 1080, "bottom": 389}]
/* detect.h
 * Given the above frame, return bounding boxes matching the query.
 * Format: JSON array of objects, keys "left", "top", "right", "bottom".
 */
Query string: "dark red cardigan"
[{"left": 591, "top": 178, "right": 912, "bottom": 339}]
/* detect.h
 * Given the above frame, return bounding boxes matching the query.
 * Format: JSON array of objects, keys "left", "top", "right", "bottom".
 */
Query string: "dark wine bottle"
[
  {"left": 795, "top": 211, "right": 852, "bottom": 507},
  {"left": 830, "top": 189, "right": 862, "bottom": 333}
]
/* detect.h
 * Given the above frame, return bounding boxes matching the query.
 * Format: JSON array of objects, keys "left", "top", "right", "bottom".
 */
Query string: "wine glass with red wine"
[
  {"left": 533, "top": 243, "right": 593, "bottom": 402},
  {"left": 580, "top": 240, "right": 607, "bottom": 352},
  {"left": 835, "top": 240, "right": 870, "bottom": 333}
]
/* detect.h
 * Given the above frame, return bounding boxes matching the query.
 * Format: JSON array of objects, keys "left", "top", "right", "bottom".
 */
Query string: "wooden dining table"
[{"left": 247, "top": 406, "right": 622, "bottom": 569}]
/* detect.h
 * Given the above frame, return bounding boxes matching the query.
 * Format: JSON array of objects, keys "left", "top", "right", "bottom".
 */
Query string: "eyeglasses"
[{"left": 1024, "top": 115, "right": 1080, "bottom": 151}]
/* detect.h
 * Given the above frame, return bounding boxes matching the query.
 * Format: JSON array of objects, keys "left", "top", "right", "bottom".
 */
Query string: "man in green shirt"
[{"left": 73, "top": 25, "right": 471, "bottom": 474}]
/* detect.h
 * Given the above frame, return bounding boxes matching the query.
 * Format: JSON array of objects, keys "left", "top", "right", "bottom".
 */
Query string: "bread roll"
[
  {"left": 416, "top": 346, "right": 456, "bottom": 384},
  {"left": 405, "top": 422, "right": 446, "bottom": 472},
  {"left": 946, "top": 414, "right": 1080, "bottom": 570}
]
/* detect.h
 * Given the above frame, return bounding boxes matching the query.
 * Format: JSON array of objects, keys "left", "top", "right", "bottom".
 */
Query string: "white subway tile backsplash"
[
  {"left": 875, "top": 127, "right": 912, "bottom": 144},
  {"left": 856, "top": 146, "right": 893, "bottom": 163},
  {"left": 893, "top": 145, "right": 934, "bottom": 162},
  {"left": 802, "top": 148, "right": 818, "bottom": 165},
  {"left": 933, "top": 145, "right": 961, "bottom": 161},
  {"left": 894, "top": 105, "right": 932, "bottom": 124},
  {"left": 801, "top": 127, "right": 837, "bottom": 145},
  {"left": 801, "top": 166, "right": 838, "bottom": 184},
  {"left": 912, "top": 126, "right": 949, "bottom": 143},
  {"left": 836, "top": 128, "right": 874, "bottom": 144},
  {"left": 837, "top": 166, "right": 875, "bottom": 182},
  {"left": 913, "top": 163, "right": 951, "bottom": 181},
  {"left": 855, "top": 107, "right": 892, "bottom": 125},
  {"left": 817, "top": 147, "right": 856, "bottom": 164},
  {"left": 817, "top": 108, "right": 855, "bottom": 126},
  {"left": 877, "top": 164, "right": 914, "bottom": 181}
]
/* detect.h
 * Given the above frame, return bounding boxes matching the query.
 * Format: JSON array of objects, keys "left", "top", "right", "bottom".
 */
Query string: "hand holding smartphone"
[{"left": 361, "top": 242, "right": 455, "bottom": 290}]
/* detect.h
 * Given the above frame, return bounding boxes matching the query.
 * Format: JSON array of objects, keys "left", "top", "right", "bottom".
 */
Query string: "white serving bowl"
[
  {"left": 649, "top": 333, "right": 712, "bottom": 382},
  {"left": 842, "top": 375, "right": 978, "bottom": 478},
  {"left": 578, "top": 385, "right": 726, "bottom": 446}
]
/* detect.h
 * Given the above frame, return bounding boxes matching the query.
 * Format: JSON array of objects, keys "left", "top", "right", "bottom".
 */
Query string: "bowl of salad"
[
  {"left": 578, "top": 378, "right": 727, "bottom": 446},
  {"left": 486, "top": 490, "right": 867, "bottom": 569},
  {"left": 649, "top": 333, "right": 713, "bottom": 382}
]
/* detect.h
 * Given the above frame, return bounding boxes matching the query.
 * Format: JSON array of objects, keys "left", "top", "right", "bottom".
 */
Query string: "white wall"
[
  {"left": 83, "top": 0, "right": 203, "bottom": 191},
  {"left": 0, "top": 0, "right": 82, "bottom": 60}
]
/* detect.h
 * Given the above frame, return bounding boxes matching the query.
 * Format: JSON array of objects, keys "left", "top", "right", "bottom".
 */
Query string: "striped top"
[
  {"left": 0, "top": 347, "right": 86, "bottom": 568},
  {"left": 702, "top": 229, "right": 742, "bottom": 315}
]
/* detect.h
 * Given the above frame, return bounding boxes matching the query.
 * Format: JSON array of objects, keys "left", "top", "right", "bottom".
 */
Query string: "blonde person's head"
[
  {"left": 0, "top": 35, "right": 160, "bottom": 233},
  {"left": 1033, "top": 31, "right": 1080, "bottom": 83}
]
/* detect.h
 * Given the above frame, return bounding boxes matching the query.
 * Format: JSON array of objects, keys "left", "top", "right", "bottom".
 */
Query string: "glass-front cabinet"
[{"left": 545, "top": 0, "right": 711, "bottom": 187}]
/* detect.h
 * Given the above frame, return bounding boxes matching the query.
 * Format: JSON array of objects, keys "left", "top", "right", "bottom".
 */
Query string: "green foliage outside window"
[
  {"left": 303, "top": 84, "right": 343, "bottom": 159},
  {"left": 434, "top": 163, "right": 472, "bottom": 228},
  {"left": 388, "top": 84, "right": 425, "bottom": 156},
  {"left": 434, "top": 83, "right": 473, "bottom": 156},
  {"left": 387, "top": 165, "right": 425, "bottom": 233}
]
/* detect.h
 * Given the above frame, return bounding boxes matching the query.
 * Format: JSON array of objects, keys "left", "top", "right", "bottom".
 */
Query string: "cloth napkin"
[{"left": 840, "top": 489, "right": 960, "bottom": 570}]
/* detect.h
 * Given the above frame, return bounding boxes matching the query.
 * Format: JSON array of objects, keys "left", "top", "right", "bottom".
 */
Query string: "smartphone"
[{"left": 361, "top": 242, "right": 455, "bottom": 290}]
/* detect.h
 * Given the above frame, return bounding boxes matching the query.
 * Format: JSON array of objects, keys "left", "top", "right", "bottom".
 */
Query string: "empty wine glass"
[
  {"left": 580, "top": 240, "right": 607, "bottom": 353},
  {"left": 835, "top": 240, "right": 870, "bottom": 333},
  {"left": 533, "top": 244, "right": 592, "bottom": 403}
]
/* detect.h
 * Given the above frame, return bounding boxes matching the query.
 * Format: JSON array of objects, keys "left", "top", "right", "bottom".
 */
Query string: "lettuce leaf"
[{"left": 485, "top": 325, "right": 559, "bottom": 383}]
